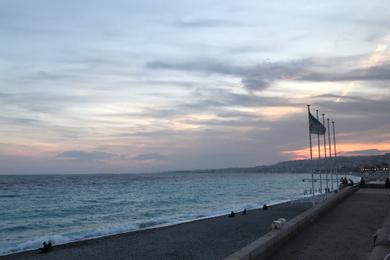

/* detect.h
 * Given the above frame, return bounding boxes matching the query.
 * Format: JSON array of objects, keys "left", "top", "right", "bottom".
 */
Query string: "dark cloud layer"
[
  {"left": 300, "top": 64, "right": 390, "bottom": 82},
  {"left": 147, "top": 57, "right": 390, "bottom": 91},
  {"left": 133, "top": 153, "right": 166, "bottom": 161},
  {"left": 57, "top": 150, "right": 114, "bottom": 160}
]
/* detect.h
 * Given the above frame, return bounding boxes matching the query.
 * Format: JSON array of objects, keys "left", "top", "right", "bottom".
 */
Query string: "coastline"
[{"left": 0, "top": 197, "right": 314, "bottom": 260}]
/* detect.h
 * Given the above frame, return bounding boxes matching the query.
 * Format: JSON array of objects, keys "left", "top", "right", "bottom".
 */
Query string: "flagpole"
[
  {"left": 307, "top": 105, "right": 315, "bottom": 206},
  {"left": 316, "top": 110, "right": 322, "bottom": 196},
  {"left": 332, "top": 121, "right": 339, "bottom": 184},
  {"left": 322, "top": 113, "right": 328, "bottom": 193},
  {"left": 327, "top": 118, "right": 333, "bottom": 190}
]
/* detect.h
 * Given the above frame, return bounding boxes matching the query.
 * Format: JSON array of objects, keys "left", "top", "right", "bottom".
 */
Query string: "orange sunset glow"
[{"left": 285, "top": 142, "right": 390, "bottom": 161}]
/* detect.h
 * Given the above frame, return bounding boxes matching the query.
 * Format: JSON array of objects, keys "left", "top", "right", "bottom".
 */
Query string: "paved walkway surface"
[{"left": 268, "top": 189, "right": 390, "bottom": 260}]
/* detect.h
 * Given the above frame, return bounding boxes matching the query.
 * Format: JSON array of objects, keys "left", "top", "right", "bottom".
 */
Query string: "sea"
[{"left": 0, "top": 172, "right": 356, "bottom": 256}]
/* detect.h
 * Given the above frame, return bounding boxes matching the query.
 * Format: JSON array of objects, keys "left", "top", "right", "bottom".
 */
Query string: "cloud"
[
  {"left": 147, "top": 57, "right": 390, "bottom": 92},
  {"left": 173, "top": 18, "right": 243, "bottom": 28},
  {"left": 0, "top": 91, "right": 96, "bottom": 114},
  {"left": 147, "top": 59, "right": 244, "bottom": 76},
  {"left": 0, "top": 115, "right": 41, "bottom": 126},
  {"left": 146, "top": 59, "right": 310, "bottom": 91},
  {"left": 107, "top": 90, "right": 301, "bottom": 121},
  {"left": 133, "top": 153, "right": 166, "bottom": 161},
  {"left": 299, "top": 63, "right": 390, "bottom": 82},
  {"left": 57, "top": 150, "right": 114, "bottom": 160}
]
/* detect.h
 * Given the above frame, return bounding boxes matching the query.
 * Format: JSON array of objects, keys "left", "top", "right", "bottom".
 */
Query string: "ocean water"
[{"left": 0, "top": 172, "right": 337, "bottom": 255}]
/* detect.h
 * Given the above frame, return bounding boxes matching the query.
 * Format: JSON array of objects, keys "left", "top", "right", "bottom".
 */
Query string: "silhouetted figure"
[
  {"left": 38, "top": 241, "right": 52, "bottom": 254},
  {"left": 348, "top": 179, "right": 354, "bottom": 186},
  {"left": 262, "top": 204, "right": 268, "bottom": 210},
  {"left": 359, "top": 177, "right": 366, "bottom": 187},
  {"left": 242, "top": 209, "right": 247, "bottom": 215},
  {"left": 228, "top": 211, "right": 235, "bottom": 218},
  {"left": 385, "top": 177, "right": 390, "bottom": 188},
  {"left": 339, "top": 177, "right": 346, "bottom": 189}
]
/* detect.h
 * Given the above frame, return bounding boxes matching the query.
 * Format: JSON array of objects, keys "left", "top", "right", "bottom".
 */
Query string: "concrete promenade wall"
[
  {"left": 225, "top": 186, "right": 358, "bottom": 260},
  {"left": 369, "top": 208, "right": 390, "bottom": 260}
]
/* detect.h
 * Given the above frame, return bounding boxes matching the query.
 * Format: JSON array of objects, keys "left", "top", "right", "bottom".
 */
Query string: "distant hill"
[{"left": 171, "top": 153, "right": 390, "bottom": 174}]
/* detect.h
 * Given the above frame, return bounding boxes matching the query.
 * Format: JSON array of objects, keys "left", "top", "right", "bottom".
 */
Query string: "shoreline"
[{"left": 1, "top": 196, "right": 315, "bottom": 259}]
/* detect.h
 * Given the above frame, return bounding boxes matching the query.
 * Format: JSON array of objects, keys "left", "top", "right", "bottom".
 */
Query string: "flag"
[{"left": 309, "top": 112, "right": 326, "bottom": 135}]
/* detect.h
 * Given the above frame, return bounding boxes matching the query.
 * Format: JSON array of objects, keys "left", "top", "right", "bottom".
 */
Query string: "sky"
[{"left": 0, "top": 0, "right": 389, "bottom": 174}]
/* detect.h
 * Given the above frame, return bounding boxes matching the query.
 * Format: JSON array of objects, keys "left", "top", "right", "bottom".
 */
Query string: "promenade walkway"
[{"left": 268, "top": 188, "right": 390, "bottom": 260}]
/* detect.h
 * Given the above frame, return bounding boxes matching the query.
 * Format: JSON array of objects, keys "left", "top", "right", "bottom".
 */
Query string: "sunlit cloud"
[
  {"left": 337, "top": 35, "right": 390, "bottom": 102},
  {"left": 231, "top": 106, "right": 304, "bottom": 121}
]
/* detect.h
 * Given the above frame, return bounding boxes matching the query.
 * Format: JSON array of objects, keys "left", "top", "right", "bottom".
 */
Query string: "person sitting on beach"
[
  {"left": 242, "top": 209, "right": 247, "bottom": 215},
  {"left": 38, "top": 241, "right": 52, "bottom": 254},
  {"left": 348, "top": 179, "right": 354, "bottom": 186},
  {"left": 262, "top": 204, "right": 268, "bottom": 210},
  {"left": 385, "top": 177, "right": 390, "bottom": 188},
  {"left": 228, "top": 211, "right": 235, "bottom": 218}
]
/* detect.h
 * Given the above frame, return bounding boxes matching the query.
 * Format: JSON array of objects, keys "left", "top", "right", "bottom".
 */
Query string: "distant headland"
[{"left": 167, "top": 153, "right": 390, "bottom": 175}]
